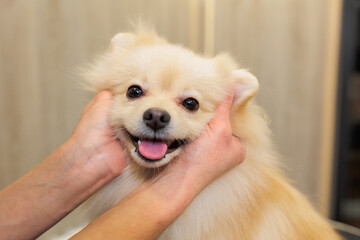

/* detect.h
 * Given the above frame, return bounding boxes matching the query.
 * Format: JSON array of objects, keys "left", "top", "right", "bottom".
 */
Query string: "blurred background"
[{"left": 1, "top": 0, "right": 360, "bottom": 237}]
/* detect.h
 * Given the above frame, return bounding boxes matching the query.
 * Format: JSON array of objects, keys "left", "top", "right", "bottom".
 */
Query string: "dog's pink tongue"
[{"left": 139, "top": 141, "right": 168, "bottom": 160}]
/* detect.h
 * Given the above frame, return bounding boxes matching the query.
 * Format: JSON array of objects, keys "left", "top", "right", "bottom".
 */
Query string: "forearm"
[
  {"left": 0, "top": 140, "right": 116, "bottom": 240},
  {"left": 72, "top": 166, "right": 203, "bottom": 240},
  {"left": 0, "top": 91, "right": 126, "bottom": 240}
]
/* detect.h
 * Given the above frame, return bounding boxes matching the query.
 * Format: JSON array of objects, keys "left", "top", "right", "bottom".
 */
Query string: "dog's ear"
[
  {"left": 232, "top": 69, "right": 259, "bottom": 106},
  {"left": 109, "top": 33, "right": 135, "bottom": 52}
]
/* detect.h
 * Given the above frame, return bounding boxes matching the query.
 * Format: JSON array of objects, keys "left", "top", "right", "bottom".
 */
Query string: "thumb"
[{"left": 211, "top": 91, "right": 234, "bottom": 125}]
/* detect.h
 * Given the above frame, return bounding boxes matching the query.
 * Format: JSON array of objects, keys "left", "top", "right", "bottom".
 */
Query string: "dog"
[{"left": 72, "top": 28, "right": 341, "bottom": 239}]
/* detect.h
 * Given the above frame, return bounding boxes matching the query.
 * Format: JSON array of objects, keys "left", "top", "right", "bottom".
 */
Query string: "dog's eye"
[
  {"left": 182, "top": 98, "right": 199, "bottom": 111},
  {"left": 127, "top": 85, "right": 143, "bottom": 99}
]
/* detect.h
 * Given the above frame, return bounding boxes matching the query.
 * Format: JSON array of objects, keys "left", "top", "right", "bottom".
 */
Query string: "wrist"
[
  {"left": 144, "top": 165, "right": 206, "bottom": 219},
  {"left": 55, "top": 138, "right": 116, "bottom": 199}
]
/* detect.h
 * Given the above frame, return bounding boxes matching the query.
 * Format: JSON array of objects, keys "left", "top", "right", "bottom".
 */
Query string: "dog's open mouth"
[{"left": 125, "top": 130, "right": 187, "bottom": 162}]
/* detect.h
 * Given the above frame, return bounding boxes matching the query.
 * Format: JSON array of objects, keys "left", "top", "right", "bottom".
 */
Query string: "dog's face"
[{"left": 85, "top": 32, "right": 258, "bottom": 168}]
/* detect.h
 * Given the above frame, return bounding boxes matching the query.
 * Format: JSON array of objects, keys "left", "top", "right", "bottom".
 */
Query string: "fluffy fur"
[{"left": 77, "top": 29, "right": 341, "bottom": 239}]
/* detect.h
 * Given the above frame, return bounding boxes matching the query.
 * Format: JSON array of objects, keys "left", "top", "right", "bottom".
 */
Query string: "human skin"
[
  {"left": 72, "top": 92, "right": 246, "bottom": 240},
  {"left": 0, "top": 91, "right": 126, "bottom": 240},
  {"left": 0, "top": 91, "right": 245, "bottom": 240}
]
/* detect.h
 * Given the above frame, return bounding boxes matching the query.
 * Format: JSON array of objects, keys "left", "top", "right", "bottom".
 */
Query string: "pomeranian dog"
[{"left": 73, "top": 28, "right": 341, "bottom": 239}]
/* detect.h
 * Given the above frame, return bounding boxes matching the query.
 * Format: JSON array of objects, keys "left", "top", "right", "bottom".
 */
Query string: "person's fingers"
[
  {"left": 88, "top": 91, "right": 113, "bottom": 113},
  {"left": 93, "top": 90, "right": 113, "bottom": 106},
  {"left": 205, "top": 91, "right": 235, "bottom": 141},
  {"left": 79, "top": 90, "right": 113, "bottom": 123},
  {"left": 92, "top": 91, "right": 114, "bottom": 117},
  {"left": 210, "top": 91, "right": 234, "bottom": 127}
]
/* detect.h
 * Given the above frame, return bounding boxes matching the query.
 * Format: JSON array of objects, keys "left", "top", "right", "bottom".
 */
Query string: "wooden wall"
[
  {"left": 212, "top": 0, "right": 341, "bottom": 214},
  {"left": 0, "top": 0, "right": 341, "bottom": 235}
]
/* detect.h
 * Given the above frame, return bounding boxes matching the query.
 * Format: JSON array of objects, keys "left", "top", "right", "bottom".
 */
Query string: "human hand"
[
  {"left": 0, "top": 91, "right": 126, "bottom": 240},
  {"left": 65, "top": 90, "right": 126, "bottom": 184},
  {"left": 162, "top": 92, "right": 246, "bottom": 191},
  {"left": 138, "top": 92, "right": 247, "bottom": 219},
  {"left": 34, "top": 90, "right": 126, "bottom": 216},
  {"left": 71, "top": 92, "right": 246, "bottom": 240}
]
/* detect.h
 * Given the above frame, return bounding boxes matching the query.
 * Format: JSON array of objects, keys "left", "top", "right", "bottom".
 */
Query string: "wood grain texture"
[
  {"left": 0, "top": 0, "right": 192, "bottom": 238},
  {"left": 0, "top": 0, "right": 191, "bottom": 190},
  {"left": 214, "top": 0, "right": 340, "bottom": 211},
  {"left": 0, "top": 0, "right": 340, "bottom": 236}
]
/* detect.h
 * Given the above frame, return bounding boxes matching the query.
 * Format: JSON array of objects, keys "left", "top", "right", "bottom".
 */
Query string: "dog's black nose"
[{"left": 143, "top": 108, "right": 171, "bottom": 131}]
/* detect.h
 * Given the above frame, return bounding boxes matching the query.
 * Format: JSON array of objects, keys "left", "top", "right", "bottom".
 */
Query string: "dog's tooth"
[{"left": 138, "top": 140, "right": 141, "bottom": 146}]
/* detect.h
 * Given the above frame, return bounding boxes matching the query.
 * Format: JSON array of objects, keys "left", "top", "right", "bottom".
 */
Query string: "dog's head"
[{"left": 84, "top": 30, "right": 258, "bottom": 168}]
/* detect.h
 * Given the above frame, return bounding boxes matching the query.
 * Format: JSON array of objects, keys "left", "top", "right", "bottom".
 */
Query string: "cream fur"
[{"left": 76, "top": 28, "right": 341, "bottom": 239}]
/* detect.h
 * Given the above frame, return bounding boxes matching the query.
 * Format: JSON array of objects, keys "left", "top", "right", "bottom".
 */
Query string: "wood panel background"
[
  {"left": 0, "top": 0, "right": 341, "bottom": 237},
  {"left": 213, "top": 0, "right": 341, "bottom": 214}
]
